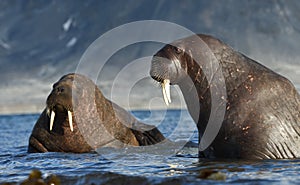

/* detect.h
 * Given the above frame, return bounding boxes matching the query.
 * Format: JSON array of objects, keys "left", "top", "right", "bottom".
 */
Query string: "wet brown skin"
[
  {"left": 28, "top": 73, "right": 165, "bottom": 153},
  {"left": 150, "top": 34, "right": 300, "bottom": 159}
]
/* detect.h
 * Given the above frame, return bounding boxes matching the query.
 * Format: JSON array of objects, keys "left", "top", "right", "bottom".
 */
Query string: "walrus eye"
[
  {"left": 174, "top": 47, "right": 183, "bottom": 54},
  {"left": 59, "top": 87, "right": 64, "bottom": 93},
  {"left": 55, "top": 86, "right": 65, "bottom": 93}
]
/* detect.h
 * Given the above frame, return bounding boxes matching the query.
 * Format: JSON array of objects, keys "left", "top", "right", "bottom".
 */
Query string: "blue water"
[{"left": 1, "top": 110, "right": 300, "bottom": 185}]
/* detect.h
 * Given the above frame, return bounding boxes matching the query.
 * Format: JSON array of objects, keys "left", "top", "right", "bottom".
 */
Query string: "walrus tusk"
[
  {"left": 68, "top": 110, "right": 73, "bottom": 132},
  {"left": 165, "top": 80, "right": 171, "bottom": 103},
  {"left": 161, "top": 79, "right": 171, "bottom": 106},
  {"left": 50, "top": 110, "right": 55, "bottom": 131},
  {"left": 46, "top": 108, "right": 50, "bottom": 117}
]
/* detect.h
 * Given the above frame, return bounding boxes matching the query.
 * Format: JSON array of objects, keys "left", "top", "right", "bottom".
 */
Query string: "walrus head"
[
  {"left": 46, "top": 75, "right": 75, "bottom": 132},
  {"left": 28, "top": 73, "right": 107, "bottom": 153},
  {"left": 150, "top": 37, "right": 201, "bottom": 106},
  {"left": 46, "top": 73, "right": 110, "bottom": 133}
]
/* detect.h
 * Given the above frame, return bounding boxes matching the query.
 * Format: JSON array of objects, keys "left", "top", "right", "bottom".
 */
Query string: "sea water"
[{"left": 0, "top": 110, "right": 300, "bottom": 185}]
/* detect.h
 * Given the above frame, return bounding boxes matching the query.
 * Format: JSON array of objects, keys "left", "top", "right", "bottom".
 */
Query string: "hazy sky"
[{"left": 0, "top": 0, "right": 299, "bottom": 114}]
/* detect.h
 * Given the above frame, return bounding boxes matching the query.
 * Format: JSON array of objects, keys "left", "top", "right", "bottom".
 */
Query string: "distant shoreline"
[
  {"left": 0, "top": 104, "right": 185, "bottom": 116},
  {"left": 0, "top": 104, "right": 45, "bottom": 116},
  {"left": 1, "top": 87, "right": 299, "bottom": 116}
]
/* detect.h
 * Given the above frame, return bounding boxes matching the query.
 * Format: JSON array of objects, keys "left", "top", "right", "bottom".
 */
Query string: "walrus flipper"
[
  {"left": 131, "top": 122, "right": 165, "bottom": 146},
  {"left": 111, "top": 101, "right": 166, "bottom": 146}
]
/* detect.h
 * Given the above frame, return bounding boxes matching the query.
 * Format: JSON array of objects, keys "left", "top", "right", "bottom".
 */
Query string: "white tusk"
[
  {"left": 50, "top": 110, "right": 55, "bottom": 131},
  {"left": 68, "top": 110, "right": 73, "bottom": 132},
  {"left": 165, "top": 80, "right": 171, "bottom": 103},
  {"left": 161, "top": 79, "right": 171, "bottom": 106}
]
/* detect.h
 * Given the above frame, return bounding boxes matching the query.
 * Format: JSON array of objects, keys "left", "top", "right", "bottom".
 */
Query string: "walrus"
[
  {"left": 150, "top": 34, "right": 300, "bottom": 159},
  {"left": 28, "top": 73, "right": 165, "bottom": 153}
]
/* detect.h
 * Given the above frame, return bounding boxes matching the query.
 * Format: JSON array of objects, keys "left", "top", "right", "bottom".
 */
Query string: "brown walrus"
[
  {"left": 150, "top": 34, "right": 300, "bottom": 159},
  {"left": 28, "top": 73, "right": 165, "bottom": 153}
]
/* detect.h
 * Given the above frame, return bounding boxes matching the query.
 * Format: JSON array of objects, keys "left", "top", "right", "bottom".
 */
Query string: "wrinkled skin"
[
  {"left": 28, "top": 73, "right": 165, "bottom": 153},
  {"left": 150, "top": 34, "right": 300, "bottom": 159}
]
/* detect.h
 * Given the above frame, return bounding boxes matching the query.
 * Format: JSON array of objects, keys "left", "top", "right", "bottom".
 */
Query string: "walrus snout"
[
  {"left": 150, "top": 56, "right": 177, "bottom": 106},
  {"left": 150, "top": 57, "right": 175, "bottom": 82}
]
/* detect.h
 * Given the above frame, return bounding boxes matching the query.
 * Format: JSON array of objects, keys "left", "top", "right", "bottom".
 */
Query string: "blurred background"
[{"left": 0, "top": 0, "right": 299, "bottom": 115}]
